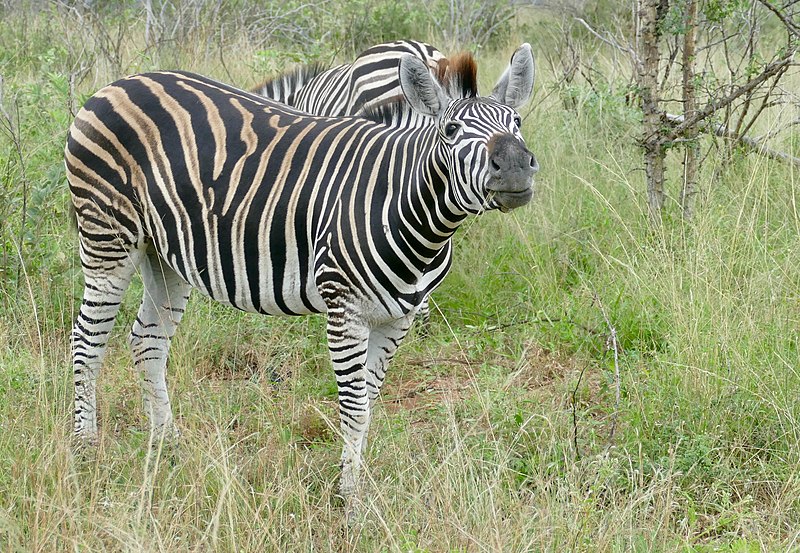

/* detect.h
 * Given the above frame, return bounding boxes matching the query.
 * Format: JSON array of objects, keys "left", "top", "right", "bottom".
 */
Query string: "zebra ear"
[
  {"left": 490, "top": 43, "right": 535, "bottom": 109},
  {"left": 399, "top": 54, "right": 448, "bottom": 118}
]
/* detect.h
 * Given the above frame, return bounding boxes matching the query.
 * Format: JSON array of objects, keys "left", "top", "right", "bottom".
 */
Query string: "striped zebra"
[
  {"left": 251, "top": 40, "right": 447, "bottom": 118},
  {"left": 65, "top": 49, "right": 536, "bottom": 515},
  {"left": 252, "top": 40, "right": 535, "bottom": 330}
]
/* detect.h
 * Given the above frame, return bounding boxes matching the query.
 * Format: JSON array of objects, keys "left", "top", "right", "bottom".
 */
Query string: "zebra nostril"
[
  {"left": 529, "top": 155, "right": 539, "bottom": 172},
  {"left": 490, "top": 158, "right": 501, "bottom": 172}
]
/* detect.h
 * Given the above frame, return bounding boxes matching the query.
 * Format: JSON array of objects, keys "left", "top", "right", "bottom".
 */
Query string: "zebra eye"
[
  {"left": 514, "top": 116, "right": 522, "bottom": 128},
  {"left": 443, "top": 121, "right": 461, "bottom": 138}
]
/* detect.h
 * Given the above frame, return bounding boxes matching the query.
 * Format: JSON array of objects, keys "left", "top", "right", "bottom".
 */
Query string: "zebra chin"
[
  {"left": 486, "top": 180, "right": 535, "bottom": 212},
  {"left": 492, "top": 188, "right": 534, "bottom": 212}
]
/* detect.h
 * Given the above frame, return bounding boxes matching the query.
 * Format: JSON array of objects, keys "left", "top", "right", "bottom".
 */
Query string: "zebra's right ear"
[{"left": 399, "top": 54, "right": 448, "bottom": 118}]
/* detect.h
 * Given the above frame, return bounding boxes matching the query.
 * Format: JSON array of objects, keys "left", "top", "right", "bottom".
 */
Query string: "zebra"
[
  {"left": 65, "top": 48, "right": 537, "bottom": 516},
  {"left": 252, "top": 40, "right": 535, "bottom": 331},
  {"left": 251, "top": 40, "right": 447, "bottom": 118}
]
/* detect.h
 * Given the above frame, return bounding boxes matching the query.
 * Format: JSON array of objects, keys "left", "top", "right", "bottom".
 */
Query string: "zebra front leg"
[
  {"left": 362, "top": 314, "right": 414, "bottom": 455},
  {"left": 326, "top": 308, "right": 371, "bottom": 517},
  {"left": 128, "top": 248, "right": 191, "bottom": 439}
]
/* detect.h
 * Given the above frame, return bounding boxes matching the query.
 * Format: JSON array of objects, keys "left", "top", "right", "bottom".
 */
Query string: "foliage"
[{"left": 544, "top": 0, "right": 799, "bottom": 219}]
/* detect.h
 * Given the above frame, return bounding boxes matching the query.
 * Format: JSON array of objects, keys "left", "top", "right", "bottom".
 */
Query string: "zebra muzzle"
[{"left": 486, "top": 133, "right": 537, "bottom": 211}]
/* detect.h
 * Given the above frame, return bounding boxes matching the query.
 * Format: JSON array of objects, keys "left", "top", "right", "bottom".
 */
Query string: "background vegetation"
[{"left": 1, "top": 0, "right": 799, "bottom": 550}]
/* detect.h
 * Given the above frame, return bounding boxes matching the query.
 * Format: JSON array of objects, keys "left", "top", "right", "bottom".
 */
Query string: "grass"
[{"left": 2, "top": 4, "right": 800, "bottom": 552}]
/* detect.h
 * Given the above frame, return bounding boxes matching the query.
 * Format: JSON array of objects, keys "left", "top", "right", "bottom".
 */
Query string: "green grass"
[{"left": 1, "top": 5, "right": 800, "bottom": 551}]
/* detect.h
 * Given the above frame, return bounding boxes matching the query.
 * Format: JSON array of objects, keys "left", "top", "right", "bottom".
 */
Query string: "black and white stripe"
[{"left": 65, "top": 47, "right": 536, "bottom": 516}]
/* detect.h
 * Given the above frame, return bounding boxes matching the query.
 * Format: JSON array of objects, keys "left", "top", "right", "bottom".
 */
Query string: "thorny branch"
[
  {"left": 666, "top": 112, "right": 800, "bottom": 167},
  {"left": 756, "top": 0, "right": 800, "bottom": 39}
]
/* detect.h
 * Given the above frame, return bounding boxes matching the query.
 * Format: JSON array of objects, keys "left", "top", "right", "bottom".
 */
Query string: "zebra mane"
[
  {"left": 359, "top": 96, "right": 417, "bottom": 126},
  {"left": 435, "top": 51, "right": 478, "bottom": 100},
  {"left": 250, "top": 62, "right": 330, "bottom": 101},
  {"left": 359, "top": 51, "right": 479, "bottom": 126}
]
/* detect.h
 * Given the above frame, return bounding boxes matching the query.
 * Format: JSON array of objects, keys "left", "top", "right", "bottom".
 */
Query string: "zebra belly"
[
  {"left": 144, "top": 220, "right": 327, "bottom": 317},
  {"left": 175, "top": 255, "right": 326, "bottom": 316}
]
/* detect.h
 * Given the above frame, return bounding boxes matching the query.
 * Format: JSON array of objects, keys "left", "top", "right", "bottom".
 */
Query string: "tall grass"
[{"left": 1, "top": 5, "right": 799, "bottom": 551}]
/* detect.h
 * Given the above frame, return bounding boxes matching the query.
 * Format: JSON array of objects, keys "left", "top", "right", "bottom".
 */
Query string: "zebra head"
[{"left": 398, "top": 43, "right": 538, "bottom": 215}]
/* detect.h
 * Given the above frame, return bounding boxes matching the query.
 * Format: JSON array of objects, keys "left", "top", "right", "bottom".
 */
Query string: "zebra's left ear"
[
  {"left": 399, "top": 54, "right": 449, "bottom": 118},
  {"left": 490, "top": 43, "right": 535, "bottom": 109}
]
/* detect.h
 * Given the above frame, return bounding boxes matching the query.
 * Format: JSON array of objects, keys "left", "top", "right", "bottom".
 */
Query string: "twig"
[
  {"left": 756, "top": 0, "right": 800, "bottom": 39},
  {"left": 665, "top": 112, "right": 800, "bottom": 167},
  {"left": 449, "top": 304, "right": 608, "bottom": 339},
  {"left": 592, "top": 293, "right": 621, "bottom": 443},
  {"left": 573, "top": 17, "right": 640, "bottom": 64},
  {"left": 0, "top": 76, "right": 29, "bottom": 286},
  {"left": 754, "top": 116, "right": 800, "bottom": 143},
  {"left": 571, "top": 362, "right": 588, "bottom": 460}
]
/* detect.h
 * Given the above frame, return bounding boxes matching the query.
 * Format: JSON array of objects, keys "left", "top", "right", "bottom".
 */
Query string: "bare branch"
[
  {"left": 0, "top": 77, "right": 29, "bottom": 285},
  {"left": 592, "top": 293, "right": 621, "bottom": 443},
  {"left": 666, "top": 112, "right": 800, "bottom": 167},
  {"left": 666, "top": 52, "right": 797, "bottom": 142},
  {"left": 756, "top": 0, "right": 800, "bottom": 39},
  {"left": 573, "top": 16, "right": 640, "bottom": 63},
  {"left": 571, "top": 362, "right": 588, "bottom": 460},
  {"left": 754, "top": 116, "right": 800, "bottom": 142}
]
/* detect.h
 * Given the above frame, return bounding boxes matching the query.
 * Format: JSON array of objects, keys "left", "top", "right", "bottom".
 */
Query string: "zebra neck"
[{"left": 395, "top": 136, "right": 468, "bottom": 256}]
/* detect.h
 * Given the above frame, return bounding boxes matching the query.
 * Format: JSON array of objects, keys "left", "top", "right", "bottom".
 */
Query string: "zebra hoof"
[{"left": 335, "top": 480, "right": 364, "bottom": 526}]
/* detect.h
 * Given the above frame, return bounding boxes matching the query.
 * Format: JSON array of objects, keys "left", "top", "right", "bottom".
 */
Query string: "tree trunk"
[
  {"left": 638, "top": 0, "right": 666, "bottom": 222},
  {"left": 680, "top": 0, "right": 698, "bottom": 220}
]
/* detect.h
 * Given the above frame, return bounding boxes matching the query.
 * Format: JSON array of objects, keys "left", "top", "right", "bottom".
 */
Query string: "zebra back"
[
  {"left": 250, "top": 62, "right": 331, "bottom": 104},
  {"left": 251, "top": 40, "right": 448, "bottom": 118}
]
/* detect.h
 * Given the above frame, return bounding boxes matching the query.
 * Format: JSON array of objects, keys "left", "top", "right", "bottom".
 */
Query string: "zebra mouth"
[{"left": 490, "top": 187, "right": 533, "bottom": 212}]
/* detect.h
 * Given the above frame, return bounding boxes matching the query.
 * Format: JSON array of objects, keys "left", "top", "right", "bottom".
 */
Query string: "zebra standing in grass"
[
  {"left": 65, "top": 48, "right": 536, "bottom": 516},
  {"left": 252, "top": 39, "right": 535, "bottom": 330}
]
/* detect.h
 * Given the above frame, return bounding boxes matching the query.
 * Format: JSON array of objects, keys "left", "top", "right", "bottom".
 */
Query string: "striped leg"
[
  {"left": 326, "top": 308, "right": 414, "bottom": 518},
  {"left": 415, "top": 298, "right": 432, "bottom": 337},
  {"left": 362, "top": 315, "right": 414, "bottom": 454},
  {"left": 327, "top": 308, "right": 371, "bottom": 507},
  {"left": 73, "top": 243, "right": 144, "bottom": 443},
  {"left": 128, "top": 248, "right": 191, "bottom": 438}
]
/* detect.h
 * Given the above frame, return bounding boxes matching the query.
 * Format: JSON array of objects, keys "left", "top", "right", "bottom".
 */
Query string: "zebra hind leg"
[
  {"left": 128, "top": 247, "right": 192, "bottom": 440},
  {"left": 73, "top": 243, "right": 145, "bottom": 444},
  {"left": 415, "top": 298, "right": 432, "bottom": 338}
]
